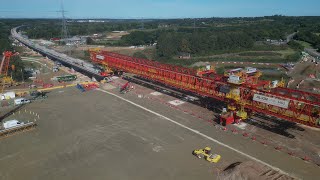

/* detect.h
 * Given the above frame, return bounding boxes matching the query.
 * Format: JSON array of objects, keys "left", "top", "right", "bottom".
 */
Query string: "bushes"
[
  {"left": 10, "top": 56, "right": 27, "bottom": 81},
  {"left": 285, "top": 52, "right": 301, "bottom": 62},
  {"left": 156, "top": 31, "right": 255, "bottom": 58},
  {"left": 295, "top": 31, "right": 320, "bottom": 50},
  {"left": 121, "top": 31, "right": 157, "bottom": 46},
  {"left": 288, "top": 41, "right": 304, "bottom": 51}
]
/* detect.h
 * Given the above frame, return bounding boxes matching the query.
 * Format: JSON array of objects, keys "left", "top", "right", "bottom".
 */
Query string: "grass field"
[
  {"left": 238, "top": 51, "right": 282, "bottom": 57},
  {"left": 296, "top": 40, "right": 312, "bottom": 48},
  {"left": 167, "top": 48, "right": 299, "bottom": 67},
  {"left": 167, "top": 44, "right": 299, "bottom": 67}
]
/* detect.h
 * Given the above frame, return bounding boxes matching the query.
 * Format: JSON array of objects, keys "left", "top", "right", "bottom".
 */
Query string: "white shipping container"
[{"left": 1, "top": 91, "right": 15, "bottom": 100}]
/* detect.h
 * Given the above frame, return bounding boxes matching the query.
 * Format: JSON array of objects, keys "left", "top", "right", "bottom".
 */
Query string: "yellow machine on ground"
[{"left": 192, "top": 147, "right": 221, "bottom": 163}]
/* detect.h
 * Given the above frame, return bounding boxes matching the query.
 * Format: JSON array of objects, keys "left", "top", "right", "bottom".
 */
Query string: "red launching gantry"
[{"left": 90, "top": 50, "right": 320, "bottom": 128}]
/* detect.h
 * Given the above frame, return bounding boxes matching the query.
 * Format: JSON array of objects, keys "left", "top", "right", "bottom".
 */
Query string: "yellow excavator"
[{"left": 192, "top": 147, "right": 221, "bottom": 163}]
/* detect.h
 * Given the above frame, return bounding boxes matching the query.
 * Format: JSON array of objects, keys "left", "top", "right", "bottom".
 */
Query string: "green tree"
[
  {"left": 316, "top": 44, "right": 320, "bottom": 53},
  {"left": 157, "top": 32, "right": 179, "bottom": 58},
  {"left": 216, "top": 67, "right": 225, "bottom": 75},
  {"left": 83, "top": 50, "right": 91, "bottom": 60},
  {"left": 9, "top": 55, "right": 26, "bottom": 81},
  {"left": 86, "top": 37, "right": 95, "bottom": 45},
  {"left": 288, "top": 41, "right": 304, "bottom": 51},
  {"left": 179, "top": 38, "right": 191, "bottom": 53},
  {"left": 285, "top": 52, "right": 301, "bottom": 63}
]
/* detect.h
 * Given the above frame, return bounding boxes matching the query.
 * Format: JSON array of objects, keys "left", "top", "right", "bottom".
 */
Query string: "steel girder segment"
[{"left": 91, "top": 51, "right": 320, "bottom": 128}]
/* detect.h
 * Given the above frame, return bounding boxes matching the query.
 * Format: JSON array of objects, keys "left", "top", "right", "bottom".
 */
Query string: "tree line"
[{"left": 295, "top": 31, "right": 320, "bottom": 52}]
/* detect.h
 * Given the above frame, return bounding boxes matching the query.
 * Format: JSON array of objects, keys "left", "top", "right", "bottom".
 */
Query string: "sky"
[{"left": 0, "top": 0, "right": 320, "bottom": 19}]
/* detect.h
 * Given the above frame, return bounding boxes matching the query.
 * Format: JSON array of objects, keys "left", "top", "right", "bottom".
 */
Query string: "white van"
[
  {"left": 14, "top": 98, "right": 31, "bottom": 105},
  {"left": 3, "top": 120, "right": 24, "bottom": 129}
]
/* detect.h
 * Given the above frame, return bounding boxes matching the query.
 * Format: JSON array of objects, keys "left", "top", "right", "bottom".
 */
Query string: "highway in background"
[{"left": 11, "top": 26, "right": 104, "bottom": 80}]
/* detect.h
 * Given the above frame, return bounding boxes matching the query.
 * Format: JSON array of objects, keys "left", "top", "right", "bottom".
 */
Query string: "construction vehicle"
[
  {"left": 120, "top": 81, "right": 131, "bottom": 94},
  {"left": 52, "top": 74, "right": 77, "bottom": 82},
  {"left": 53, "top": 66, "right": 59, "bottom": 72},
  {"left": 30, "top": 90, "right": 48, "bottom": 100},
  {"left": 196, "top": 64, "right": 216, "bottom": 77},
  {"left": 82, "top": 82, "right": 99, "bottom": 91},
  {"left": 88, "top": 47, "right": 101, "bottom": 53},
  {"left": 220, "top": 110, "right": 236, "bottom": 126},
  {"left": 101, "top": 76, "right": 113, "bottom": 83},
  {"left": 76, "top": 83, "right": 86, "bottom": 92},
  {"left": 192, "top": 147, "right": 221, "bottom": 163},
  {"left": 14, "top": 98, "right": 31, "bottom": 105},
  {"left": 90, "top": 51, "right": 320, "bottom": 128},
  {"left": 54, "top": 61, "right": 62, "bottom": 67}
]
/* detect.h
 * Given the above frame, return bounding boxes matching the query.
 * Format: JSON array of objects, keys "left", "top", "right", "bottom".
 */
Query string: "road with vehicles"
[{"left": 11, "top": 26, "right": 104, "bottom": 80}]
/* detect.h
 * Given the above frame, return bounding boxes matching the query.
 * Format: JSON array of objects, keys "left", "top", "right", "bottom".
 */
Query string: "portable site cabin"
[{"left": 1, "top": 92, "right": 15, "bottom": 100}]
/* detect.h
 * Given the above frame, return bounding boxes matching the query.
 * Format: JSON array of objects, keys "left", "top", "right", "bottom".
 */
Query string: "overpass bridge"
[{"left": 11, "top": 26, "right": 104, "bottom": 81}]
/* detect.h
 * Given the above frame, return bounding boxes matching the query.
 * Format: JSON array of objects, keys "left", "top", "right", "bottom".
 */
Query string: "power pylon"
[
  {"left": 57, "top": 0, "right": 71, "bottom": 55},
  {"left": 59, "top": 0, "right": 69, "bottom": 45}
]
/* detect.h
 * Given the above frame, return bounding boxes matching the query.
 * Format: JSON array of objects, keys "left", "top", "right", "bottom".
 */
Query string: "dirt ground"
[
  {"left": 1, "top": 45, "right": 318, "bottom": 179},
  {"left": 104, "top": 77, "right": 320, "bottom": 179},
  {"left": 0, "top": 86, "right": 303, "bottom": 180},
  {"left": 12, "top": 49, "right": 91, "bottom": 89},
  {"left": 287, "top": 55, "right": 320, "bottom": 93},
  {"left": 105, "top": 31, "right": 129, "bottom": 40}
]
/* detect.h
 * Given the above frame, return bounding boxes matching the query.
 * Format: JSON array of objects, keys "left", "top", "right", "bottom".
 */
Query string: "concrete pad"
[
  {"left": 102, "top": 84, "right": 116, "bottom": 90},
  {"left": 233, "top": 123, "right": 247, "bottom": 130},
  {"left": 150, "top": 92, "right": 162, "bottom": 96},
  {"left": 169, "top": 100, "right": 185, "bottom": 106},
  {"left": 0, "top": 87, "right": 316, "bottom": 180}
]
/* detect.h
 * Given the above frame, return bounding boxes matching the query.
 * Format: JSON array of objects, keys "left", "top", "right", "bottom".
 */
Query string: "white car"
[{"left": 14, "top": 98, "right": 31, "bottom": 105}]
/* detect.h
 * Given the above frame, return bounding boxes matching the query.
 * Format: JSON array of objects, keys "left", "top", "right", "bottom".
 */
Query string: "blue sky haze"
[{"left": 0, "top": 0, "right": 319, "bottom": 18}]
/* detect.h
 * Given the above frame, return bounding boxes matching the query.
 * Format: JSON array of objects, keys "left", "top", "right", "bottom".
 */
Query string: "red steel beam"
[{"left": 90, "top": 51, "right": 320, "bottom": 128}]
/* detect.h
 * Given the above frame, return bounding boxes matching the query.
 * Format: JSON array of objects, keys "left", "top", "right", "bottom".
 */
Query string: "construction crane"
[
  {"left": 90, "top": 50, "right": 320, "bottom": 128},
  {"left": 0, "top": 51, "right": 19, "bottom": 92}
]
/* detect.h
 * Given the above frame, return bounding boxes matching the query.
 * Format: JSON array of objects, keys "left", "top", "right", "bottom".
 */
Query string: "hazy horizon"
[{"left": 1, "top": 0, "right": 320, "bottom": 19}]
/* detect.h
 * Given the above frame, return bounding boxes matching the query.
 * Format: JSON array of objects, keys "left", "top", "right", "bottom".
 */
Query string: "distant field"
[
  {"left": 168, "top": 47, "right": 298, "bottom": 67},
  {"left": 276, "top": 48, "right": 296, "bottom": 57},
  {"left": 238, "top": 51, "right": 282, "bottom": 57}
]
